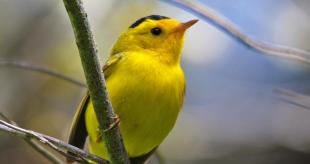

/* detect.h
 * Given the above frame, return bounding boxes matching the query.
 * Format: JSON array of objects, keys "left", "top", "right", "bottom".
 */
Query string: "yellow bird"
[{"left": 68, "top": 15, "right": 197, "bottom": 163}]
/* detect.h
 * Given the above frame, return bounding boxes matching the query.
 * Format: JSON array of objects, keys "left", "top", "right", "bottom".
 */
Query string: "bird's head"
[{"left": 111, "top": 15, "right": 198, "bottom": 64}]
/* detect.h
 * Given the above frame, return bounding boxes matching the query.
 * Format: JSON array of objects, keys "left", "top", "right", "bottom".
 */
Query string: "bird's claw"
[
  {"left": 96, "top": 114, "right": 120, "bottom": 142},
  {"left": 103, "top": 114, "right": 120, "bottom": 133}
]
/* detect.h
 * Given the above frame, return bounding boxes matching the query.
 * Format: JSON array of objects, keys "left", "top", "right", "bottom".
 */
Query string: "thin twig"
[
  {"left": 25, "top": 140, "right": 63, "bottom": 164},
  {"left": 62, "top": 0, "right": 129, "bottom": 163},
  {"left": 0, "top": 114, "right": 62, "bottom": 164},
  {"left": 0, "top": 120, "right": 81, "bottom": 163},
  {"left": 0, "top": 59, "right": 86, "bottom": 87},
  {"left": 274, "top": 88, "right": 310, "bottom": 110},
  {"left": 162, "top": 0, "right": 310, "bottom": 64},
  {"left": 0, "top": 117, "right": 107, "bottom": 163}
]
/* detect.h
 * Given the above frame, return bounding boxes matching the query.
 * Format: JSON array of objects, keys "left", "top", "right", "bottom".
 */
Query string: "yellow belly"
[{"left": 85, "top": 54, "right": 185, "bottom": 159}]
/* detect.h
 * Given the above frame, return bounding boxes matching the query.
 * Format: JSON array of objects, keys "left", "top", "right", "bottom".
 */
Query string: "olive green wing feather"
[
  {"left": 67, "top": 93, "right": 90, "bottom": 156},
  {"left": 102, "top": 53, "right": 123, "bottom": 78}
]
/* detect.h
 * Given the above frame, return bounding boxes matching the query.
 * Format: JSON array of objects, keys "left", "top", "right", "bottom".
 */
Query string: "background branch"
[
  {"left": 0, "top": 59, "right": 86, "bottom": 87},
  {"left": 62, "top": 0, "right": 129, "bottom": 163},
  {"left": 163, "top": 0, "right": 310, "bottom": 64},
  {"left": 25, "top": 140, "right": 63, "bottom": 164},
  {"left": 274, "top": 88, "right": 310, "bottom": 110},
  {"left": 0, "top": 114, "right": 107, "bottom": 163},
  {"left": 163, "top": 0, "right": 310, "bottom": 110},
  {"left": 0, "top": 113, "right": 62, "bottom": 164}
]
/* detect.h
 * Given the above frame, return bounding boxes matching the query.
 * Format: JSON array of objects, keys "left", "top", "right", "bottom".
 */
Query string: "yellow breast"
[{"left": 85, "top": 51, "right": 185, "bottom": 159}]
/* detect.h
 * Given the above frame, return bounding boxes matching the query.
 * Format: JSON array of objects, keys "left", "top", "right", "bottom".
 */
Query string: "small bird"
[{"left": 68, "top": 15, "right": 198, "bottom": 163}]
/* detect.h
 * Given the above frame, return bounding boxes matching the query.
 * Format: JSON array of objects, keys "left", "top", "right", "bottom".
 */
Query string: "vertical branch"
[{"left": 62, "top": 0, "right": 129, "bottom": 163}]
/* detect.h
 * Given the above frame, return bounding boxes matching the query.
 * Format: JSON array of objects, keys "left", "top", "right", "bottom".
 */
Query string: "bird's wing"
[
  {"left": 67, "top": 53, "right": 123, "bottom": 162},
  {"left": 102, "top": 53, "right": 123, "bottom": 78},
  {"left": 67, "top": 93, "right": 90, "bottom": 159}
]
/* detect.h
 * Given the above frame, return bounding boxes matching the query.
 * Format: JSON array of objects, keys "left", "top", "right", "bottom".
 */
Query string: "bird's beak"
[{"left": 174, "top": 19, "right": 199, "bottom": 33}]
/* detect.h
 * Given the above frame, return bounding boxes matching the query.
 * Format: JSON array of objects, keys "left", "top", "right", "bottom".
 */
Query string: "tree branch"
[
  {"left": 0, "top": 113, "right": 62, "bottom": 164},
  {"left": 25, "top": 140, "right": 63, "bottom": 164},
  {"left": 162, "top": 0, "right": 310, "bottom": 64},
  {"left": 62, "top": 0, "right": 129, "bottom": 163},
  {"left": 163, "top": 0, "right": 310, "bottom": 112},
  {"left": 0, "top": 116, "right": 107, "bottom": 163},
  {"left": 274, "top": 88, "right": 310, "bottom": 110},
  {"left": 0, "top": 59, "right": 86, "bottom": 87}
]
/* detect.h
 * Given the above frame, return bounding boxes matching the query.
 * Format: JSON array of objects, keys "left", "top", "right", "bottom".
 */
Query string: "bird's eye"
[{"left": 150, "top": 27, "right": 162, "bottom": 36}]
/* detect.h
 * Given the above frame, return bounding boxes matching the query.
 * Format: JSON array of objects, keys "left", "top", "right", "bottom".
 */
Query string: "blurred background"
[{"left": 0, "top": 0, "right": 310, "bottom": 163}]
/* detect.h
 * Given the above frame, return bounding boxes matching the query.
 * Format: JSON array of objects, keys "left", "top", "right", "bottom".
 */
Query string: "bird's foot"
[
  {"left": 96, "top": 114, "right": 120, "bottom": 142},
  {"left": 104, "top": 114, "right": 121, "bottom": 133}
]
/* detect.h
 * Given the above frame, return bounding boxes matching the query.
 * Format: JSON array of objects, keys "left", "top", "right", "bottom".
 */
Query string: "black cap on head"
[{"left": 129, "top": 15, "right": 170, "bottom": 28}]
